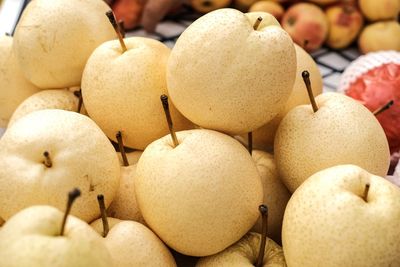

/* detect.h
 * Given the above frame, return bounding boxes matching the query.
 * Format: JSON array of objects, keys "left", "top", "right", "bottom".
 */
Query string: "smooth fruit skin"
[
  {"left": 196, "top": 232, "right": 286, "bottom": 267},
  {"left": 359, "top": 0, "right": 400, "bottom": 21},
  {"left": 0, "top": 110, "right": 120, "bottom": 222},
  {"left": 325, "top": 4, "right": 364, "bottom": 49},
  {"left": 249, "top": 1, "right": 285, "bottom": 21},
  {"left": 191, "top": 0, "right": 232, "bottom": 13},
  {"left": 282, "top": 165, "right": 400, "bottom": 267},
  {"left": 167, "top": 8, "right": 296, "bottom": 135},
  {"left": 358, "top": 21, "right": 400, "bottom": 54},
  {"left": 13, "top": 0, "right": 115, "bottom": 89},
  {"left": 82, "top": 37, "right": 192, "bottom": 150},
  {"left": 275, "top": 93, "right": 390, "bottom": 193},
  {"left": 249, "top": 44, "right": 322, "bottom": 150},
  {"left": 105, "top": 221, "right": 177, "bottom": 267},
  {"left": 0, "top": 205, "right": 113, "bottom": 267},
  {"left": 8, "top": 89, "right": 79, "bottom": 127},
  {"left": 251, "top": 150, "right": 290, "bottom": 244},
  {"left": 135, "top": 129, "right": 263, "bottom": 256},
  {"left": 0, "top": 35, "right": 39, "bottom": 127}
]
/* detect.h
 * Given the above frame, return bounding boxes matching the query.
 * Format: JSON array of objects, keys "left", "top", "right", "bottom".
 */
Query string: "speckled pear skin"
[
  {"left": 0, "top": 35, "right": 39, "bottom": 127},
  {"left": 282, "top": 165, "right": 400, "bottom": 267},
  {"left": 135, "top": 129, "right": 263, "bottom": 257},
  {"left": 0, "top": 110, "right": 120, "bottom": 222},
  {"left": 167, "top": 8, "right": 296, "bottom": 135},
  {"left": 0, "top": 205, "right": 113, "bottom": 267},
  {"left": 274, "top": 92, "right": 390, "bottom": 193},
  {"left": 251, "top": 150, "right": 290, "bottom": 244},
  {"left": 249, "top": 44, "right": 323, "bottom": 150},
  {"left": 82, "top": 37, "right": 193, "bottom": 150},
  {"left": 8, "top": 89, "right": 79, "bottom": 127},
  {"left": 196, "top": 232, "right": 287, "bottom": 267},
  {"left": 100, "top": 221, "right": 177, "bottom": 267},
  {"left": 13, "top": 0, "right": 115, "bottom": 89}
]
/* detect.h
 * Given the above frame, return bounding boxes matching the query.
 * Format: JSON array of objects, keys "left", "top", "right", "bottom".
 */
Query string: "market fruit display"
[{"left": 0, "top": 0, "right": 398, "bottom": 266}]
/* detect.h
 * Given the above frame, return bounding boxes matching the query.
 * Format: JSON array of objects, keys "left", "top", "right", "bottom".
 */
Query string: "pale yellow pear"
[
  {"left": 82, "top": 37, "right": 193, "bottom": 150},
  {"left": 196, "top": 232, "right": 286, "bottom": 266},
  {"left": 91, "top": 217, "right": 122, "bottom": 233},
  {"left": 13, "top": 0, "right": 115, "bottom": 88},
  {"left": 0, "top": 205, "right": 112, "bottom": 267},
  {"left": 275, "top": 93, "right": 390, "bottom": 192},
  {"left": 0, "top": 110, "right": 120, "bottom": 222},
  {"left": 251, "top": 150, "right": 290, "bottom": 243},
  {"left": 0, "top": 35, "right": 39, "bottom": 127},
  {"left": 248, "top": 44, "right": 323, "bottom": 150},
  {"left": 8, "top": 89, "right": 79, "bottom": 127},
  {"left": 116, "top": 151, "right": 143, "bottom": 166},
  {"left": 167, "top": 8, "right": 296, "bottom": 135},
  {"left": 282, "top": 165, "right": 400, "bottom": 267},
  {"left": 135, "top": 129, "right": 263, "bottom": 256},
  {"left": 91, "top": 218, "right": 177, "bottom": 267}
]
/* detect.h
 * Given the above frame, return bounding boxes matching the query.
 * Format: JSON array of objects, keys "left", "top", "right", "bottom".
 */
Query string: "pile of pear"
[{"left": 0, "top": 1, "right": 399, "bottom": 266}]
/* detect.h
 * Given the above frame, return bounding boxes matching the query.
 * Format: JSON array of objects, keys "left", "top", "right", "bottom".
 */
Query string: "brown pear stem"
[
  {"left": 302, "top": 70, "right": 318, "bottom": 113},
  {"left": 73, "top": 89, "right": 83, "bottom": 113},
  {"left": 362, "top": 183, "right": 370, "bottom": 202},
  {"left": 256, "top": 204, "right": 268, "bottom": 267},
  {"left": 106, "top": 10, "right": 127, "bottom": 53},
  {"left": 160, "top": 95, "right": 179, "bottom": 147},
  {"left": 43, "top": 151, "right": 52, "bottom": 168},
  {"left": 253, "top": 16, "right": 263, "bottom": 30},
  {"left": 248, "top": 132, "right": 253, "bottom": 155},
  {"left": 118, "top": 20, "right": 126, "bottom": 38},
  {"left": 373, "top": 100, "right": 394, "bottom": 116},
  {"left": 97, "top": 195, "right": 110, "bottom": 238},
  {"left": 60, "top": 188, "right": 81, "bottom": 236},
  {"left": 116, "top": 131, "right": 129, "bottom": 166}
]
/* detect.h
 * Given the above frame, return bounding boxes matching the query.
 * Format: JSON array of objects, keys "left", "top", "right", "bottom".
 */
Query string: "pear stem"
[
  {"left": 160, "top": 95, "right": 179, "bottom": 147},
  {"left": 256, "top": 204, "right": 268, "bottom": 267},
  {"left": 248, "top": 132, "right": 253, "bottom": 155},
  {"left": 60, "top": 188, "right": 81, "bottom": 236},
  {"left": 73, "top": 89, "right": 83, "bottom": 114},
  {"left": 118, "top": 20, "right": 126, "bottom": 38},
  {"left": 253, "top": 16, "right": 263, "bottom": 30},
  {"left": 106, "top": 11, "right": 127, "bottom": 53},
  {"left": 5, "top": 32, "right": 10, "bottom": 36},
  {"left": 43, "top": 151, "right": 52, "bottom": 168},
  {"left": 302, "top": 70, "right": 318, "bottom": 113},
  {"left": 116, "top": 131, "right": 129, "bottom": 167},
  {"left": 373, "top": 100, "right": 394, "bottom": 116},
  {"left": 362, "top": 183, "right": 370, "bottom": 202},
  {"left": 97, "top": 195, "right": 110, "bottom": 238}
]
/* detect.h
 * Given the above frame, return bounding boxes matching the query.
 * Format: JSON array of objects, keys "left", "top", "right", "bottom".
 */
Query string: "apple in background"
[
  {"left": 167, "top": 9, "right": 296, "bottom": 135},
  {"left": 0, "top": 109, "right": 120, "bottom": 222},
  {"left": 0, "top": 35, "right": 39, "bottom": 127},
  {"left": 358, "top": 21, "right": 400, "bottom": 54},
  {"left": 82, "top": 36, "right": 193, "bottom": 150},
  {"left": 275, "top": 92, "right": 390, "bottom": 193},
  {"left": 13, "top": 0, "right": 115, "bottom": 89},
  {"left": 251, "top": 150, "right": 290, "bottom": 244},
  {"left": 282, "top": 3, "right": 329, "bottom": 52},
  {"left": 233, "top": 0, "right": 256, "bottom": 11},
  {"left": 0, "top": 217, "right": 4, "bottom": 227},
  {"left": 359, "top": 0, "right": 400, "bottom": 21},
  {"left": 249, "top": 1, "right": 285, "bottom": 21},
  {"left": 325, "top": 4, "right": 364, "bottom": 49},
  {"left": 307, "top": 0, "right": 338, "bottom": 5},
  {"left": 196, "top": 232, "right": 286, "bottom": 266},
  {"left": 135, "top": 129, "right": 263, "bottom": 256},
  {"left": 191, "top": 0, "right": 232, "bottom": 13},
  {"left": 0, "top": 190, "right": 113, "bottom": 267},
  {"left": 7, "top": 89, "right": 80, "bottom": 127},
  {"left": 244, "top": 43, "right": 323, "bottom": 150},
  {"left": 282, "top": 165, "right": 400, "bottom": 267}
]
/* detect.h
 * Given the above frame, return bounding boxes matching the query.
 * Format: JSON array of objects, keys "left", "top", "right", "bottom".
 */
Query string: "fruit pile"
[
  {"left": 190, "top": 0, "right": 400, "bottom": 53},
  {"left": 0, "top": 1, "right": 399, "bottom": 267}
]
